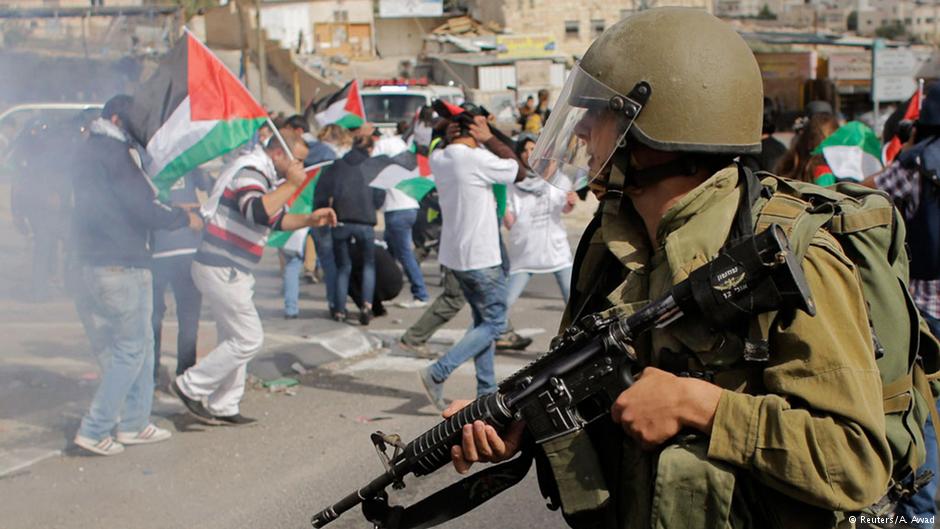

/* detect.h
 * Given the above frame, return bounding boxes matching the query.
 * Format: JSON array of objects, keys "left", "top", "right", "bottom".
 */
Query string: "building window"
[
  {"left": 591, "top": 18, "right": 605, "bottom": 36},
  {"left": 334, "top": 10, "right": 348, "bottom": 22},
  {"left": 564, "top": 20, "right": 580, "bottom": 39}
]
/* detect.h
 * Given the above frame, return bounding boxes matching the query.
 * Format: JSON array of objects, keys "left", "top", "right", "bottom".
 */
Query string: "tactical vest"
[{"left": 540, "top": 165, "right": 940, "bottom": 529}]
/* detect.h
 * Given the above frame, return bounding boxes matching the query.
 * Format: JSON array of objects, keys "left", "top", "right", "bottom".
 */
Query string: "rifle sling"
[{"left": 366, "top": 447, "right": 536, "bottom": 529}]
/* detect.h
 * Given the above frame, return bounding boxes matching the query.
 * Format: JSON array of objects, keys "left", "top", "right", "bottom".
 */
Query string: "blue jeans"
[
  {"left": 332, "top": 223, "right": 375, "bottom": 315},
  {"left": 384, "top": 209, "right": 428, "bottom": 301},
  {"left": 506, "top": 268, "right": 572, "bottom": 307},
  {"left": 312, "top": 226, "right": 338, "bottom": 312},
  {"left": 152, "top": 254, "right": 201, "bottom": 380},
  {"left": 896, "top": 310, "right": 940, "bottom": 526},
  {"left": 429, "top": 266, "right": 507, "bottom": 396},
  {"left": 281, "top": 249, "right": 303, "bottom": 316},
  {"left": 76, "top": 266, "right": 155, "bottom": 441}
]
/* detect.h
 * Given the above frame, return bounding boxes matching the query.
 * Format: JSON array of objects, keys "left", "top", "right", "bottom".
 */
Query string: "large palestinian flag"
[
  {"left": 267, "top": 162, "right": 332, "bottom": 248},
  {"left": 312, "top": 80, "right": 365, "bottom": 129},
  {"left": 126, "top": 31, "right": 267, "bottom": 197}
]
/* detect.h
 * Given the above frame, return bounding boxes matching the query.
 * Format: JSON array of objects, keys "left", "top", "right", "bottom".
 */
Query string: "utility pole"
[{"left": 255, "top": 0, "right": 267, "bottom": 107}]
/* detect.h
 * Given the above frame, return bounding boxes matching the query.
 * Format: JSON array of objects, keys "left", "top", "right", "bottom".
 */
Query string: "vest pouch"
[
  {"left": 541, "top": 430, "right": 611, "bottom": 516},
  {"left": 650, "top": 436, "right": 735, "bottom": 529}
]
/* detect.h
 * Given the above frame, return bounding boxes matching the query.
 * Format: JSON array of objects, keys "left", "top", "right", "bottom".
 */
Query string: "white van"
[{"left": 360, "top": 79, "right": 464, "bottom": 134}]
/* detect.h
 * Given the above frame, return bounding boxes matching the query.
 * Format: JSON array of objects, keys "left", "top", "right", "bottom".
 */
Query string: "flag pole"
[{"left": 267, "top": 116, "right": 295, "bottom": 161}]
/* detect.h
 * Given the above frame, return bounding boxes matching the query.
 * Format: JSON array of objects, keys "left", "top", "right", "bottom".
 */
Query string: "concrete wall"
[
  {"left": 374, "top": 17, "right": 446, "bottom": 57},
  {"left": 205, "top": 3, "right": 243, "bottom": 50}
]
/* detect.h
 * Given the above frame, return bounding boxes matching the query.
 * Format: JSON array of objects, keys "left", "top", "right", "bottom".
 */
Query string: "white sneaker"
[
  {"left": 396, "top": 299, "right": 429, "bottom": 309},
  {"left": 116, "top": 424, "right": 172, "bottom": 445},
  {"left": 74, "top": 434, "right": 125, "bottom": 456}
]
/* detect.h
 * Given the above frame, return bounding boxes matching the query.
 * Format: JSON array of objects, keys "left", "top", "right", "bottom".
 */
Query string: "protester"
[
  {"left": 9, "top": 117, "right": 76, "bottom": 301},
  {"left": 775, "top": 112, "right": 838, "bottom": 183},
  {"left": 372, "top": 121, "right": 409, "bottom": 157},
  {"left": 348, "top": 239, "right": 403, "bottom": 318},
  {"left": 517, "top": 95, "right": 535, "bottom": 131},
  {"left": 865, "top": 84, "right": 940, "bottom": 528},
  {"left": 279, "top": 231, "right": 306, "bottom": 319},
  {"left": 71, "top": 95, "right": 202, "bottom": 455},
  {"left": 172, "top": 129, "right": 336, "bottom": 426},
  {"left": 417, "top": 112, "right": 523, "bottom": 410},
  {"left": 503, "top": 136, "right": 575, "bottom": 311},
  {"left": 307, "top": 124, "right": 351, "bottom": 305},
  {"left": 411, "top": 106, "right": 434, "bottom": 149},
  {"left": 284, "top": 114, "right": 336, "bottom": 166},
  {"left": 151, "top": 168, "right": 211, "bottom": 389},
  {"left": 399, "top": 266, "right": 464, "bottom": 358},
  {"left": 314, "top": 133, "right": 385, "bottom": 325},
  {"left": 380, "top": 145, "right": 430, "bottom": 310}
]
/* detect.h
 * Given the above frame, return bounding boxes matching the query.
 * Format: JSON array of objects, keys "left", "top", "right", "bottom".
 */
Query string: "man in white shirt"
[{"left": 417, "top": 114, "right": 522, "bottom": 410}]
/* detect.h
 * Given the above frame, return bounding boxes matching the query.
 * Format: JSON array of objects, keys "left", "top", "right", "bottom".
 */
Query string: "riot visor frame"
[{"left": 529, "top": 63, "right": 650, "bottom": 191}]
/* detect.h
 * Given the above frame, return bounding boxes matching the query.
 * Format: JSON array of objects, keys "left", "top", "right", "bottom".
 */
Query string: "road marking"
[
  {"left": 0, "top": 447, "right": 61, "bottom": 478},
  {"left": 339, "top": 350, "right": 530, "bottom": 379},
  {"left": 265, "top": 327, "right": 381, "bottom": 359},
  {"left": 368, "top": 328, "right": 547, "bottom": 346}
]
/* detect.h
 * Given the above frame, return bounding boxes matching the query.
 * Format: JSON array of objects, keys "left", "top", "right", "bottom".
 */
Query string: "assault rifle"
[{"left": 312, "top": 224, "right": 815, "bottom": 529}]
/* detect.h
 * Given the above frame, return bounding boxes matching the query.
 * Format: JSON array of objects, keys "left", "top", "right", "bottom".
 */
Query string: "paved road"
[{"left": 0, "top": 181, "right": 597, "bottom": 528}]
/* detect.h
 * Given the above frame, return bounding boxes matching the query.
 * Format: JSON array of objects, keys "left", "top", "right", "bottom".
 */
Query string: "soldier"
[{"left": 446, "top": 8, "right": 894, "bottom": 528}]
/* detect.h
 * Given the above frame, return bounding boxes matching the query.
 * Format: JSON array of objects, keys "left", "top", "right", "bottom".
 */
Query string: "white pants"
[{"left": 179, "top": 262, "right": 263, "bottom": 416}]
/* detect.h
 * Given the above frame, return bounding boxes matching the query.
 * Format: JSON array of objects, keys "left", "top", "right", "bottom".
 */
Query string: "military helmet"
[{"left": 530, "top": 8, "right": 764, "bottom": 188}]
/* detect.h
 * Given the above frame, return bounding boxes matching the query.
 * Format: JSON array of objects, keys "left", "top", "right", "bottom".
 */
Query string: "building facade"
[{"left": 465, "top": 0, "right": 712, "bottom": 55}]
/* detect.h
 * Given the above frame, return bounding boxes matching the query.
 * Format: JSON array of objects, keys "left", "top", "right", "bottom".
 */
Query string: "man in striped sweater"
[{"left": 172, "top": 130, "right": 336, "bottom": 425}]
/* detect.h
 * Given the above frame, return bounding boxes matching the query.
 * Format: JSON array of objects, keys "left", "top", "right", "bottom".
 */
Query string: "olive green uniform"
[{"left": 556, "top": 167, "right": 892, "bottom": 528}]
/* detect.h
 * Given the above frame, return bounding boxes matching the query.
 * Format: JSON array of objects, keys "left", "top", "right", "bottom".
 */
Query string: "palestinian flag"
[
  {"left": 378, "top": 150, "right": 436, "bottom": 201},
  {"left": 884, "top": 88, "right": 922, "bottom": 164},
  {"left": 268, "top": 161, "right": 332, "bottom": 248},
  {"left": 126, "top": 31, "right": 267, "bottom": 197},
  {"left": 812, "top": 121, "right": 882, "bottom": 183},
  {"left": 312, "top": 80, "right": 365, "bottom": 129}
]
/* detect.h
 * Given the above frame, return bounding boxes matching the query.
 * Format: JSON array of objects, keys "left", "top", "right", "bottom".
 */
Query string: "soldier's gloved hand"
[
  {"left": 610, "top": 367, "right": 722, "bottom": 450},
  {"left": 443, "top": 400, "right": 527, "bottom": 475}
]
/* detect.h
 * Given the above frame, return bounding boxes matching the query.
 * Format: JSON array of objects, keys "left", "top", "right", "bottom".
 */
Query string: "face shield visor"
[{"left": 529, "top": 63, "right": 647, "bottom": 191}]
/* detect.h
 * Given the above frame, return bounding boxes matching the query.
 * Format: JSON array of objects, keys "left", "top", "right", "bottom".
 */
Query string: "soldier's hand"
[
  {"left": 469, "top": 116, "right": 493, "bottom": 144},
  {"left": 444, "top": 400, "right": 526, "bottom": 474},
  {"left": 610, "top": 367, "right": 722, "bottom": 449},
  {"left": 308, "top": 207, "right": 337, "bottom": 227},
  {"left": 285, "top": 159, "right": 307, "bottom": 188}
]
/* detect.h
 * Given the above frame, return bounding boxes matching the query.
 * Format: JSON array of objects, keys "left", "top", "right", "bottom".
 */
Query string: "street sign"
[{"left": 873, "top": 45, "right": 917, "bottom": 102}]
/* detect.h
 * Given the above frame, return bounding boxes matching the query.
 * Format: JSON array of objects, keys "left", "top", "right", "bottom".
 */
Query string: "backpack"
[
  {"left": 899, "top": 137, "right": 940, "bottom": 280},
  {"left": 740, "top": 168, "right": 940, "bottom": 492}
]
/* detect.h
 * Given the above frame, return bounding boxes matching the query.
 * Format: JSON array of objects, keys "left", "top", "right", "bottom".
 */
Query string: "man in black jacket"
[
  {"left": 71, "top": 95, "right": 202, "bottom": 456},
  {"left": 314, "top": 134, "right": 386, "bottom": 324}
]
